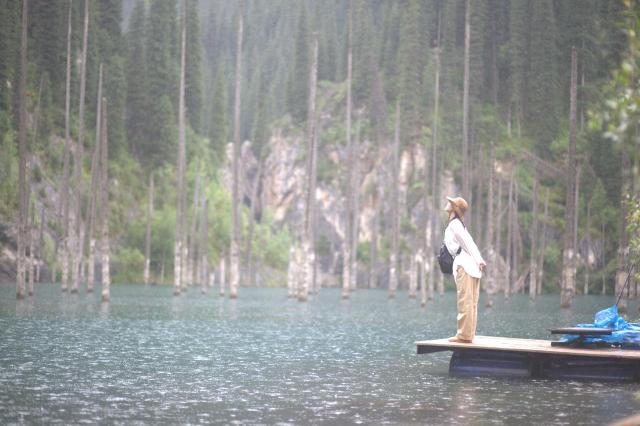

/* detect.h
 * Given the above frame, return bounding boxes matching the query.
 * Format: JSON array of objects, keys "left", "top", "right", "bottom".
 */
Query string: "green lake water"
[{"left": 1, "top": 283, "right": 639, "bottom": 425}]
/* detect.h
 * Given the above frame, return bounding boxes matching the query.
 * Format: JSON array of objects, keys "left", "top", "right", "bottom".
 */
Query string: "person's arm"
[{"left": 451, "top": 220, "right": 486, "bottom": 267}]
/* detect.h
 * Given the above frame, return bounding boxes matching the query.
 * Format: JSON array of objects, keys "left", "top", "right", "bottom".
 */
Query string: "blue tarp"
[{"left": 560, "top": 305, "right": 640, "bottom": 347}]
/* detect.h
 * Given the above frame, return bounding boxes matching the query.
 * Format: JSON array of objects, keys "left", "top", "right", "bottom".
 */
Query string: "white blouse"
[{"left": 444, "top": 218, "right": 486, "bottom": 279}]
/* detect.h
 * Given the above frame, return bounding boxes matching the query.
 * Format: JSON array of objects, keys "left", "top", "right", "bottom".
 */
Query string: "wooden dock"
[{"left": 416, "top": 336, "right": 640, "bottom": 381}]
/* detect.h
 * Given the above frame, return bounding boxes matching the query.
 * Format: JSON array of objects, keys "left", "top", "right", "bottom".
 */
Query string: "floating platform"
[{"left": 416, "top": 335, "right": 640, "bottom": 382}]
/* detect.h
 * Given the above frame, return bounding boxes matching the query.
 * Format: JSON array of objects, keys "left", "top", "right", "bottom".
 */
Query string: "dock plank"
[{"left": 415, "top": 335, "right": 640, "bottom": 360}]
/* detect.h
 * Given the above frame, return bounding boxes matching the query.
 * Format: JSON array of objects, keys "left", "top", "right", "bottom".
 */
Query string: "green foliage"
[
  {"left": 113, "top": 247, "right": 145, "bottom": 284},
  {"left": 0, "top": 128, "right": 17, "bottom": 217}
]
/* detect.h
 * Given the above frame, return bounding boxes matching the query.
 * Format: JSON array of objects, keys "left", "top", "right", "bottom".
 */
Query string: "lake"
[{"left": 1, "top": 284, "right": 639, "bottom": 425}]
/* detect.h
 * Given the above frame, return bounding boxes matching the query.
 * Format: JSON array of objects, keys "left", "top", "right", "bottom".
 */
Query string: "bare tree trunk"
[
  {"left": 409, "top": 251, "right": 417, "bottom": 299},
  {"left": 245, "top": 159, "right": 263, "bottom": 287},
  {"left": 505, "top": 170, "right": 514, "bottom": 297},
  {"left": 389, "top": 101, "right": 401, "bottom": 299},
  {"left": 601, "top": 218, "right": 606, "bottom": 295},
  {"left": 561, "top": 47, "right": 578, "bottom": 308},
  {"left": 16, "top": 0, "right": 28, "bottom": 300},
  {"left": 144, "top": 173, "right": 154, "bottom": 285},
  {"left": 287, "top": 246, "right": 296, "bottom": 298},
  {"left": 27, "top": 202, "right": 35, "bottom": 296},
  {"left": 350, "top": 117, "right": 361, "bottom": 292},
  {"left": 513, "top": 182, "right": 520, "bottom": 291},
  {"left": 36, "top": 204, "right": 44, "bottom": 283},
  {"left": 200, "top": 197, "right": 209, "bottom": 294},
  {"left": 100, "top": 99, "right": 110, "bottom": 302},
  {"left": 219, "top": 256, "right": 226, "bottom": 297},
  {"left": 485, "top": 144, "right": 495, "bottom": 306},
  {"left": 188, "top": 173, "right": 201, "bottom": 288},
  {"left": 494, "top": 176, "right": 503, "bottom": 294},
  {"left": 299, "top": 33, "right": 319, "bottom": 303},
  {"left": 420, "top": 250, "right": 427, "bottom": 307},
  {"left": 87, "top": 64, "right": 103, "bottom": 293},
  {"left": 538, "top": 189, "right": 549, "bottom": 295},
  {"left": 59, "top": 0, "right": 73, "bottom": 292},
  {"left": 342, "top": 7, "right": 353, "bottom": 300},
  {"left": 584, "top": 199, "right": 591, "bottom": 295},
  {"left": 461, "top": 0, "right": 471, "bottom": 199},
  {"left": 71, "top": 0, "right": 90, "bottom": 294},
  {"left": 574, "top": 164, "right": 581, "bottom": 258},
  {"left": 429, "top": 18, "right": 442, "bottom": 303},
  {"left": 529, "top": 172, "right": 539, "bottom": 299},
  {"left": 175, "top": 0, "right": 188, "bottom": 297},
  {"left": 616, "top": 154, "right": 631, "bottom": 312},
  {"left": 230, "top": 1, "right": 244, "bottom": 299},
  {"left": 369, "top": 196, "right": 379, "bottom": 289}
]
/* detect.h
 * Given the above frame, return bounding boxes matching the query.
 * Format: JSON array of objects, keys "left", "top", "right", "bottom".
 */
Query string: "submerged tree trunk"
[
  {"left": 505, "top": 170, "right": 514, "bottom": 297},
  {"left": 585, "top": 199, "right": 591, "bottom": 295},
  {"left": 461, "top": 0, "right": 471, "bottom": 199},
  {"left": 100, "top": 99, "right": 110, "bottom": 302},
  {"left": 59, "top": 0, "right": 73, "bottom": 292},
  {"left": 36, "top": 204, "right": 44, "bottom": 283},
  {"left": 350, "top": 117, "right": 361, "bottom": 292},
  {"left": 561, "top": 48, "right": 578, "bottom": 308},
  {"left": 175, "top": 0, "right": 188, "bottom": 297},
  {"left": 200, "top": 197, "right": 209, "bottom": 294},
  {"left": 342, "top": 7, "right": 353, "bottom": 300},
  {"left": 369, "top": 195, "right": 379, "bottom": 289},
  {"left": 219, "top": 256, "right": 226, "bottom": 297},
  {"left": 187, "top": 173, "right": 201, "bottom": 288},
  {"left": 87, "top": 64, "right": 103, "bottom": 294},
  {"left": 144, "top": 173, "right": 154, "bottom": 285},
  {"left": 494, "top": 176, "right": 503, "bottom": 294},
  {"left": 529, "top": 173, "right": 539, "bottom": 299},
  {"left": 299, "top": 33, "right": 318, "bottom": 303},
  {"left": 389, "top": 101, "right": 401, "bottom": 299},
  {"left": 485, "top": 145, "right": 495, "bottom": 306},
  {"left": 229, "top": 1, "right": 244, "bottom": 300},
  {"left": 538, "top": 189, "right": 549, "bottom": 295},
  {"left": 27, "top": 203, "right": 35, "bottom": 296},
  {"left": 17, "top": 0, "right": 28, "bottom": 300},
  {"left": 71, "top": 0, "right": 90, "bottom": 294},
  {"left": 245, "top": 159, "right": 263, "bottom": 287},
  {"left": 616, "top": 154, "right": 631, "bottom": 312},
  {"left": 429, "top": 24, "right": 441, "bottom": 303}
]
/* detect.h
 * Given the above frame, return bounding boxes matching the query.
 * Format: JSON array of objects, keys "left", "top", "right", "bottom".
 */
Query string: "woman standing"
[{"left": 444, "top": 196, "right": 486, "bottom": 343}]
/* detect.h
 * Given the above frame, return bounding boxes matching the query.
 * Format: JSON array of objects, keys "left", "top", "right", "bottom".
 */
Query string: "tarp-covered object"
[{"left": 560, "top": 306, "right": 640, "bottom": 347}]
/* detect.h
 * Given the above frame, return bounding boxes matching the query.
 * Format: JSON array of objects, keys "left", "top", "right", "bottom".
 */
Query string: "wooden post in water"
[{"left": 87, "top": 64, "right": 103, "bottom": 294}]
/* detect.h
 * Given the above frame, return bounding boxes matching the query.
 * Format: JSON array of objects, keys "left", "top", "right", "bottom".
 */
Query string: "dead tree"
[
  {"left": 99, "top": 98, "right": 110, "bottom": 302},
  {"left": 187, "top": 173, "right": 201, "bottom": 288},
  {"left": 16, "top": 0, "right": 28, "bottom": 299},
  {"left": 200, "top": 196, "right": 209, "bottom": 294},
  {"left": 561, "top": 47, "right": 578, "bottom": 308},
  {"left": 461, "top": 0, "right": 471, "bottom": 199},
  {"left": 36, "top": 204, "right": 44, "bottom": 283},
  {"left": 144, "top": 173, "right": 154, "bottom": 285},
  {"left": 494, "top": 176, "right": 503, "bottom": 293},
  {"left": 429, "top": 16, "right": 442, "bottom": 302},
  {"left": 245, "top": 159, "right": 263, "bottom": 287},
  {"left": 58, "top": 0, "right": 73, "bottom": 291},
  {"left": 174, "top": 0, "right": 188, "bottom": 296},
  {"left": 369, "top": 192, "right": 379, "bottom": 289},
  {"left": 229, "top": 0, "right": 244, "bottom": 299},
  {"left": 585, "top": 199, "right": 591, "bottom": 295},
  {"left": 505, "top": 169, "right": 514, "bottom": 297},
  {"left": 87, "top": 64, "right": 103, "bottom": 293},
  {"left": 389, "top": 100, "right": 401, "bottom": 299},
  {"left": 537, "top": 189, "right": 549, "bottom": 295},
  {"left": 219, "top": 256, "right": 226, "bottom": 297},
  {"left": 529, "top": 172, "right": 539, "bottom": 298},
  {"left": 350, "top": 116, "right": 361, "bottom": 291},
  {"left": 485, "top": 144, "right": 495, "bottom": 306},
  {"left": 27, "top": 202, "right": 35, "bottom": 296},
  {"left": 71, "top": 0, "right": 90, "bottom": 294},
  {"left": 299, "top": 33, "right": 319, "bottom": 303},
  {"left": 342, "top": 6, "right": 353, "bottom": 300}
]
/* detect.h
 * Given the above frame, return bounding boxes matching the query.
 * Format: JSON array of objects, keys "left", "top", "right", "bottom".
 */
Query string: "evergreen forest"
[{"left": 1, "top": 0, "right": 640, "bottom": 309}]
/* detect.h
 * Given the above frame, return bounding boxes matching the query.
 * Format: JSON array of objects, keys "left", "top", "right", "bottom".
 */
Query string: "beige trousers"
[{"left": 455, "top": 266, "right": 480, "bottom": 341}]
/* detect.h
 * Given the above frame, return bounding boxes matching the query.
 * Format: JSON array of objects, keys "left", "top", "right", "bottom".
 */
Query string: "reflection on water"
[{"left": 1, "top": 284, "right": 639, "bottom": 424}]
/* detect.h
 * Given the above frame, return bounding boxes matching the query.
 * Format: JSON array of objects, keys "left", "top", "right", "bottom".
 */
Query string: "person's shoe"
[{"left": 448, "top": 336, "right": 472, "bottom": 343}]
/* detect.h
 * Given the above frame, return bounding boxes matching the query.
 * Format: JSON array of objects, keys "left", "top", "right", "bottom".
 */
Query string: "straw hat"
[{"left": 445, "top": 196, "right": 469, "bottom": 218}]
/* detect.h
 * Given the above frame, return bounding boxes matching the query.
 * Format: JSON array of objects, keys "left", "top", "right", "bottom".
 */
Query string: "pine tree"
[
  {"left": 185, "top": 0, "right": 204, "bottom": 134},
  {"left": 287, "top": 5, "right": 309, "bottom": 124},
  {"left": 125, "top": 0, "right": 148, "bottom": 161},
  {"left": 146, "top": 0, "right": 177, "bottom": 167},
  {"left": 209, "top": 69, "right": 229, "bottom": 165}
]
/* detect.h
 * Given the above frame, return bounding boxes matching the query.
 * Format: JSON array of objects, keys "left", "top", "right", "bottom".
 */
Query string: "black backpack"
[{"left": 437, "top": 218, "right": 464, "bottom": 274}]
